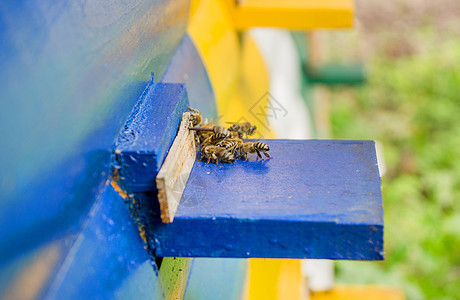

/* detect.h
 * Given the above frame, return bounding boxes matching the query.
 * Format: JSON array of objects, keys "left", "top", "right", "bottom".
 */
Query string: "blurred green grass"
[{"left": 331, "top": 34, "right": 460, "bottom": 300}]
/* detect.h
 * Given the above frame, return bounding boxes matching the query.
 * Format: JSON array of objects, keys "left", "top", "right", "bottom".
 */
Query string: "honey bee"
[
  {"left": 187, "top": 105, "right": 202, "bottom": 127},
  {"left": 215, "top": 137, "right": 244, "bottom": 153},
  {"left": 201, "top": 134, "right": 224, "bottom": 147},
  {"left": 229, "top": 131, "right": 240, "bottom": 139},
  {"left": 227, "top": 122, "right": 257, "bottom": 138},
  {"left": 191, "top": 126, "right": 231, "bottom": 146},
  {"left": 211, "top": 126, "right": 231, "bottom": 139},
  {"left": 238, "top": 142, "right": 272, "bottom": 161},
  {"left": 200, "top": 145, "right": 235, "bottom": 164},
  {"left": 193, "top": 122, "right": 213, "bottom": 144}
]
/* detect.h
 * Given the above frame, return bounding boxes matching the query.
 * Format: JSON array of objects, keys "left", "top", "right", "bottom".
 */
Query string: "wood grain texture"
[
  {"left": 150, "top": 139, "right": 384, "bottom": 260},
  {"left": 156, "top": 113, "right": 196, "bottom": 223}
]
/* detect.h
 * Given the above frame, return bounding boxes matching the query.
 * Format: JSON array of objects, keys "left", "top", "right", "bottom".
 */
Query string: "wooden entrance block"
[{"left": 156, "top": 112, "right": 196, "bottom": 223}]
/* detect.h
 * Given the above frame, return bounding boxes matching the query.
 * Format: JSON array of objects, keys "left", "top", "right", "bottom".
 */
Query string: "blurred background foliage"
[{"left": 324, "top": 0, "right": 460, "bottom": 299}]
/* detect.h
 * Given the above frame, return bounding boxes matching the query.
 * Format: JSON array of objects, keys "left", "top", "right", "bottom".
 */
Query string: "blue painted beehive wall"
[
  {"left": 0, "top": 1, "right": 246, "bottom": 299},
  {"left": 0, "top": 0, "right": 189, "bottom": 262}
]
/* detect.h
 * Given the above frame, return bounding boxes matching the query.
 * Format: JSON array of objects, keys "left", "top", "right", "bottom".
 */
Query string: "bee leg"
[
  {"left": 243, "top": 155, "right": 248, "bottom": 162},
  {"left": 212, "top": 154, "right": 219, "bottom": 165},
  {"left": 206, "top": 157, "right": 211, "bottom": 164},
  {"left": 202, "top": 135, "right": 213, "bottom": 146},
  {"left": 263, "top": 152, "right": 273, "bottom": 159},
  {"left": 255, "top": 150, "right": 263, "bottom": 160}
]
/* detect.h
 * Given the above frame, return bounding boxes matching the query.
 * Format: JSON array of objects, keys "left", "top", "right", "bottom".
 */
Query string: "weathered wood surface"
[
  {"left": 151, "top": 139, "right": 384, "bottom": 260},
  {"left": 156, "top": 113, "right": 196, "bottom": 223}
]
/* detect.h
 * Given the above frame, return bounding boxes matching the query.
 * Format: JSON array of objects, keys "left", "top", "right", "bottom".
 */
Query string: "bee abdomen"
[
  {"left": 219, "top": 140, "right": 237, "bottom": 149},
  {"left": 254, "top": 142, "right": 269, "bottom": 151},
  {"left": 217, "top": 148, "right": 235, "bottom": 162},
  {"left": 228, "top": 124, "right": 239, "bottom": 131},
  {"left": 213, "top": 126, "right": 230, "bottom": 138},
  {"left": 223, "top": 152, "right": 234, "bottom": 161}
]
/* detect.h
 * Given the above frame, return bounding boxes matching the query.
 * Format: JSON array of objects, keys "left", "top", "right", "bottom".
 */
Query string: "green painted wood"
[
  {"left": 159, "top": 257, "right": 192, "bottom": 300},
  {"left": 305, "top": 63, "right": 366, "bottom": 84}
]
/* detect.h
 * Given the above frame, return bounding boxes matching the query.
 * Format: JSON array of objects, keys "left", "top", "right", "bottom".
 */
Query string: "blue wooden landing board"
[{"left": 151, "top": 140, "right": 384, "bottom": 260}]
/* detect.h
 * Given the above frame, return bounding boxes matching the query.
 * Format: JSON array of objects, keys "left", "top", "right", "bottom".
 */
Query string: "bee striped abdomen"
[
  {"left": 218, "top": 140, "right": 236, "bottom": 149},
  {"left": 254, "top": 142, "right": 269, "bottom": 151},
  {"left": 213, "top": 126, "right": 230, "bottom": 138},
  {"left": 216, "top": 148, "right": 235, "bottom": 163},
  {"left": 227, "top": 124, "right": 239, "bottom": 132}
]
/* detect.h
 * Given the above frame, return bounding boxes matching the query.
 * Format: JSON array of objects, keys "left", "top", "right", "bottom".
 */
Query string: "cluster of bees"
[{"left": 187, "top": 106, "right": 272, "bottom": 164}]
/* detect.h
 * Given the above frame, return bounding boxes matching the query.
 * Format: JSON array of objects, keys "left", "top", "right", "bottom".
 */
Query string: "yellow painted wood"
[
  {"left": 188, "top": 0, "right": 238, "bottom": 116},
  {"left": 223, "top": 0, "right": 354, "bottom": 30},
  {"left": 245, "top": 259, "right": 303, "bottom": 300},
  {"left": 311, "top": 285, "right": 405, "bottom": 300},
  {"left": 187, "top": 2, "right": 309, "bottom": 299},
  {"left": 187, "top": 0, "right": 274, "bottom": 138}
]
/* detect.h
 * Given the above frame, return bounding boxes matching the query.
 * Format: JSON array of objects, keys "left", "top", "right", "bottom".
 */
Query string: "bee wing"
[
  {"left": 187, "top": 105, "right": 200, "bottom": 114},
  {"left": 202, "top": 116, "right": 222, "bottom": 126}
]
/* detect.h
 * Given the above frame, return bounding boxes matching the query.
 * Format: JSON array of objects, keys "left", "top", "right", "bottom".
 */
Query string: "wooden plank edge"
[{"left": 156, "top": 112, "right": 196, "bottom": 223}]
